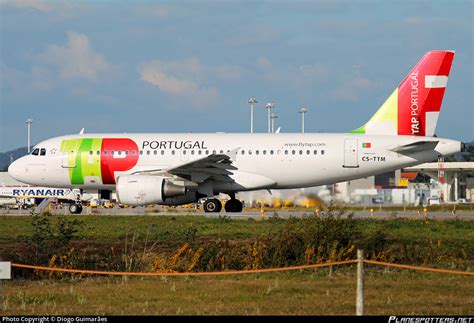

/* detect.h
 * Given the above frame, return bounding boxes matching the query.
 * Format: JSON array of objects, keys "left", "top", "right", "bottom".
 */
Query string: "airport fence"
[{"left": 8, "top": 250, "right": 474, "bottom": 315}]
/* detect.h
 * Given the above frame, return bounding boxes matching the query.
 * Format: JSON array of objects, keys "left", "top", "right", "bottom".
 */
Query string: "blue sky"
[{"left": 1, "top": 0, "right": 472, "bottom": 151}]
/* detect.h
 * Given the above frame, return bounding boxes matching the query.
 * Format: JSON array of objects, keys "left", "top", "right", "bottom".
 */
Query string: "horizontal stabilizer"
[{"left": 391, "top": 141, "right": 439, "bottom": 154}]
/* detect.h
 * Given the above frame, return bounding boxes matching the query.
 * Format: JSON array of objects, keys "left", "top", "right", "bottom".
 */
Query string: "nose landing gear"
[{"left": 69, "top": 203, "right": 83, "bottom": 214}]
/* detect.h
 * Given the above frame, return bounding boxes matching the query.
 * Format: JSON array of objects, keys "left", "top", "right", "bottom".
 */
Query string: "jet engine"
[{"left": 116, "top": 175, "right": 186, "bottom": 206}]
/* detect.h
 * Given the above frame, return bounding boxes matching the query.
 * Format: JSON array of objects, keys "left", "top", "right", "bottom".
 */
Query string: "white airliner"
[{"left": 8, "top": 50, "right": 464, "bottom": 213}]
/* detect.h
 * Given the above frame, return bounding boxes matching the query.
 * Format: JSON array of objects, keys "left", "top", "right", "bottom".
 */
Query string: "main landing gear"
[
  {"left": 224, "top": 199, "right": 243, "bottom": 212},
  {"left": 203, "top": 199, "right": 222, "bottom": 213},
  {"left": 202, "top": 198, "right": 243, "bottom": 213}
]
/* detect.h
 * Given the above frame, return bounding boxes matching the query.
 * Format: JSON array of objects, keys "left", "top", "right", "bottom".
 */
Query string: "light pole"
[
  {"left": 248, "top": 97, "right": 257, "bottom": 133},
  {"left": 270, "top": 112, "right": 278, "bottom": 133},
  {"left": 265, "top": 102, "right": 274, "bottom": 133},
  {"left": 298, "top": 107, "right": 308, "bottom": 133},
  {"left": 25, "top": 118, "right": 33, "bottom": 153}
]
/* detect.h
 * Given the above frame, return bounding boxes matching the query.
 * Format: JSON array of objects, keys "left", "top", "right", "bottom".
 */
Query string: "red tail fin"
[
  {"left": 397, "top": 50, "right": 454, "bottom": 136},
  {"left": 351, "top": 50, "right": 455, "bottom": 136}
]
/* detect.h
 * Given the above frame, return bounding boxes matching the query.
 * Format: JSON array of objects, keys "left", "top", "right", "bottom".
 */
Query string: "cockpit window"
[
  {"left": 31, "top": 148, "right": 39, "bottom": 156},
  {"left": 40, "top": 148, "right": 46, "bottom": 156}
]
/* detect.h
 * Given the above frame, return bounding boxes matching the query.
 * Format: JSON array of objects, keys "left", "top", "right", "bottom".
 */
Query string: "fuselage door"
[
  {"left": 61, "top": 140, "right": 78, "bottom": 168},
  {"left": 343, "top": 138, "right": 359, "bottom": 168}
]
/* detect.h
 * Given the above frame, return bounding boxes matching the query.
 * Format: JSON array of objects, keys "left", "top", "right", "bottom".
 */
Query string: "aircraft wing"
[
  {"left": 391, "top": 141, "right": 439, "bottom": 154},
  {"left": 132, "top": 149, "right": 239, "bottom": 183}
]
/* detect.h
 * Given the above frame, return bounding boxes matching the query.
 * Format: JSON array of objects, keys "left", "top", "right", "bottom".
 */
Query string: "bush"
[{"left": 28, "top": 215, "right": 83, "bottom": 265}]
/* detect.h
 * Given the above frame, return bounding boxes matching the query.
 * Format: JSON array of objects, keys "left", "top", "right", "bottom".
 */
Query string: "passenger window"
[
  {"left": 299, "top": 150, "right": 303, "bottom": 155},
  {"left": 104, "top": 150, "right": 108, "bottom": 155},
  {"left": 205, "top": 150, "right": 209, "bottom": 155},
  {"left": 146, "top": 151, "right": 150, "bottom": 155},
  {"left": 284, "top": 150, "right": 288, "bottom": 155},
  {"left": 306, "top": 150, "right": 310, "bottom": 155},
  {"left": 40, "top": 148, "right": 46, "bottom": 156},
  {"left": 321, "top": 150, "right": 325, "bottom": 155},
  {"left": 153, "top": 150, "right": 157, "bottom": 155},
  {"left": 183, "top": 150, "right": 186, "bottom": 155},
  {"left": 220, "top": 150, "right": 224, "bottom": 154},
  {"left": 198, "top": 150, "right": 202, "bottom": 155},
  {"left": 249, "top": 150, "right": 252, "bottom": 155},
  {"left": 97, "top": 151, "right": 100, "bottom": 155},
  {"left": 161, "top": 150, "right": 164, "bottom": 155},
  {"left": 263, "top": 150, "right": 267, "bottom": 155},
  {"left": 241, "top": 150, "right": 245, "bottom": 155},
  {"left": 191, "top": 150, "right": 195, "bottom": 155},
  {"left": 89, "top": 151, "right": 93, "bottom": 156},
  {"left": 118, "top": 151, "right": 122, "bottom": 155},
  {"left": 132, "top": 150, "right": 136, "bottom": 155},
  {"left": 292, "top": 150, "right": 296, "bottom": 155},
  {"left": 171, "top": 150, "right": 175, "bottom": 155},
  {"left": 139, "top": 150, "right": 143, "bottom": 155},
  {"left": 32, "top": 148, "right": 39, "bottom": 156},
  {"left": 314, "top": 150, "right": 317, "bottom": 155},
  {"left": 270, "top": 150, "right": 274, "bottom": 155},
  {"left": 126, "top": 151, "right": 129, "bottom": 155},
  {"left": 111, "top": 150, "right": 115, "bottom": 155},
  {"left": 212, "top": 150, "right": 216, "bottom": 154}
]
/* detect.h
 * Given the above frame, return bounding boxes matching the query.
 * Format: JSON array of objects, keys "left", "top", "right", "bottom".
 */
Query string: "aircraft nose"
[{"left": 8, "top": 159, "right": 24, "bottom": 182}]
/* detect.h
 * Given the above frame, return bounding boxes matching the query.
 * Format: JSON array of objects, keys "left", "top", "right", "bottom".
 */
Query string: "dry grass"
[{"left": 1, "top": 269, "right": 472, "bottom": 316}]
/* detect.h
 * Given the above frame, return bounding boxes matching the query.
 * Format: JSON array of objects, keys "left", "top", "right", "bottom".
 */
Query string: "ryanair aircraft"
[
  {"left": 0, "top": 186, "right": 92, "bottom": 210},
  {"left": 8, "top": 51, "right": 464, "bottom": 213}
]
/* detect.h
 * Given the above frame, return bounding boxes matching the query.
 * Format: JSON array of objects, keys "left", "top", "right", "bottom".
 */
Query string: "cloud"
[
  {"left": 138, "top": 58, "right": 220, "bottom": 109},
  {"left": 256, "top": 56, "right": 330, "bottom": 90},
  {"left": 214, "top": 65, "right": 245, "bottom": 82},
  {"left": 37, "top": 31, "right": 113, "bottom": 81},
  {"left": 254, "top": 55, "right": 379, "bottom": 103},
  {"left": 0, "top": 64, "right": 53, "bottom": 96},
  {"left": 133, "top": 4, "right": 188, "bottom": 19},
  {"left": 258, "top": 56, "right": 272, "bottom": 69},
  {"left": 329, "top": 77, "right": 377, "bottom": 102},
  {"left": 0, "top": 0, "right": 52, "bottom": 12}
]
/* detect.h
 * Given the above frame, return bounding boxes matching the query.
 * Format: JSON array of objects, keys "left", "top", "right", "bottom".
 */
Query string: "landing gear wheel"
[
  {"left": 69, "top": 204, "right": 83, "bottom": 214},
  {"left": 203, "top": 199, "right": 222, "bottom": 213},
  {"left": 224, "top": 199, "right": 243, "bottom": 213}
]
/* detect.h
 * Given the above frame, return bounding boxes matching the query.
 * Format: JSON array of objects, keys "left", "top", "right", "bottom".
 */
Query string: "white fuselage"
[{"left": 8, "top": 133, "right": 461, "bottom": 196}]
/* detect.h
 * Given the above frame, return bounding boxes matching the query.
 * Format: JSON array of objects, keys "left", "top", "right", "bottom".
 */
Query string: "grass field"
[
  {"left": 0, "top": 214, "right": 473, "bottom": 315},
  {"left": 1, "top": 214, "right": 473, "bottom": 244},
  {"left": 2, "top": 270, "right": 473, "bottom": 315}
]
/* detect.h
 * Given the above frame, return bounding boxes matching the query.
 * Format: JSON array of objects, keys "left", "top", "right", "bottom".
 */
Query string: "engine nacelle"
[{"left": 116, "top": 175, "right": 186, "bottom": 206}]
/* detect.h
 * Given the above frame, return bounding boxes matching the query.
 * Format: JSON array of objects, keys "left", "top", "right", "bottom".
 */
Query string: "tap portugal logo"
[{"left": 60, "top": 138, "right": 139, "bottom": 185}]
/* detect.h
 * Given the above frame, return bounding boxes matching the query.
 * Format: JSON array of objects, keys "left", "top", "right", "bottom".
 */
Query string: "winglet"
[{"left": 79, "top": 128, "right": 85, "bottom": 134}]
